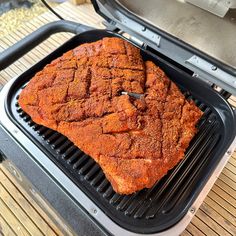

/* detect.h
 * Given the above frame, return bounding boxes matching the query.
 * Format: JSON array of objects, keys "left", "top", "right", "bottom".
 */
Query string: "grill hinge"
[
  {"left": 129, "top": 36, "right": 144, "bottom": 48},
  {"left": 186, "top": 55, "right": 236, "bottom": 95}
]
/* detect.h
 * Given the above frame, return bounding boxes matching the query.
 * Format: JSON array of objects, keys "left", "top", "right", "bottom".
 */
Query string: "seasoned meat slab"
[{"left": 19, "top": 37, "right": 202, "bottom": 194}]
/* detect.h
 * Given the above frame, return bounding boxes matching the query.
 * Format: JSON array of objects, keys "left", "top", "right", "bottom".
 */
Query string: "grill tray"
[{"left": 5, "top": 30, "right": 236, "bottom": 234}]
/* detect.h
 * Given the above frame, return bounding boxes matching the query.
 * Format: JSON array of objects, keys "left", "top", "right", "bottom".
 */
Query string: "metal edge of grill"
[{"left": 1, "top": 30, "right": 236, "bottom": 235}]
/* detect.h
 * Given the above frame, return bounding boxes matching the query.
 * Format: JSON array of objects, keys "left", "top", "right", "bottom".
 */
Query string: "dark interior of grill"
[{"left": 5, "top": 30, "right": 236, "bottom": 233}]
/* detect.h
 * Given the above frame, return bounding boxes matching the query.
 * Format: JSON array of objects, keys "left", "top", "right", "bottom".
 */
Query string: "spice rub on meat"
[{"left": 19, "top": 37, "right": 203, "bottom": 194}]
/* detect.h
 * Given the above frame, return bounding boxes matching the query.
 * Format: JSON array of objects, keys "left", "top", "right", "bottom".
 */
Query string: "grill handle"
[{"left": 0, "top": 20, "right": 93, "bottom": 71}]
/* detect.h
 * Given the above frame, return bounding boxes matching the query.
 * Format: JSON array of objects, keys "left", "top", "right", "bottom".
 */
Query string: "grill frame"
[{"left": 1, "top": 29, "right": 236, "bottom": 235}]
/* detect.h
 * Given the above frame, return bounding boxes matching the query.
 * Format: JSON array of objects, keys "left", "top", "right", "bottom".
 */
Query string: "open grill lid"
[{"left": 91, "top": 0, "right": 236, "bottom": 95}]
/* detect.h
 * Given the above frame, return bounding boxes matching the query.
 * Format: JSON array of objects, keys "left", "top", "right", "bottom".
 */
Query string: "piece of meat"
[{"left": 19, "top": 37, "right": 203, "bottom": 194}]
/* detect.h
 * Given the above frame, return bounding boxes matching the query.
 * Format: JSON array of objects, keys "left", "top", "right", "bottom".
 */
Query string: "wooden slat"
[
  {"left": 225, "top": 162, "right": 236, "bottom": 174},
  {"left": 186, "top": 223, "right": 206, "bottom": 236},
  {"left": 229, "top": 96, "right": 236, "bottom": 102},
  {"left": 0, "top": 213, "right": 16, "bottom": 236},
  {"left": 181, "top": 229, "right": 193, "bottom": 236},
  {"left": 231, "top": 151, "right": 236, "bottom": 159},
  {"left": 229, "top": 157, "right": 236, "bottom": 167},
  {"left": 0, "top": 183, "right": 44, "bottom": 236},
  {"left": 215, "top": 179, "right": 236, "bottom": 201},
  {"left": 191, "top": 216, "right": 219, "bottom": 236},
  {"left": 204, "top": 197, "right": 236, "bottom": 227},
  {"left": 200, "top": 202, "right": 236, "bottom": 235},
  {"left": 218, "top": 175, "right": 236, "bottom": 194},
  {"left": 1, "top": 166, "right": 66, "bottom": 236},
  {"left": 0, "top": 165, "right": 63, "bottom": 236},
  {"left": 208, "top": 191, "right": 236, "bottom": 216},
  {"left": 0, "top": 170, "right": 57, "bottom": 236},
  {"left": 0, "top": 198, "right": 30, "bottom": 236},
  {"left": 221, "top": 170, "right": 236, "bottom": 186},
  {"left": 211, "top": 185, "right": 236, "bottom": 208},
  {"left": 195, "top": 209, "right": 231, "bottom": 236}
]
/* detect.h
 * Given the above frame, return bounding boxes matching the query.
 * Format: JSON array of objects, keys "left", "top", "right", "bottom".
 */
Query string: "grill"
[
  {"left": 1, "top": 1, "right": 236, "bottom": 235},
  {"left": 1, "top": 29, "right": 235, "bottom": 235}
]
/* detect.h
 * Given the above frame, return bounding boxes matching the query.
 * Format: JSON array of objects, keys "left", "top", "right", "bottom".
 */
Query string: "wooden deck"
[{"left": 0, "top": 2, "right": 236, "bottom": 235}]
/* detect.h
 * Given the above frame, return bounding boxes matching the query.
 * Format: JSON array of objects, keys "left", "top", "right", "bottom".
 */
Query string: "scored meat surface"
[{"left": 19, "top": 37, "right": 203, "bottom": 194}]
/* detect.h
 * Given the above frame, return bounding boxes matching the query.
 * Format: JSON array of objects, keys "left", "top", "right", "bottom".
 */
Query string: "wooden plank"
[
  {"left": 225, "top": 162, "right": 236, "bottom": 175},
  {"left": 228, "top": 100, "right": 236, "bottom": 108},
  {"left": 204, "top": 197, "right": 236, "bottom": 227},
  {"left": 0, "top": 74, "right": 8, "bottom": 85},
  {"left": 0, "top": 183, "right": 44, "bottom": 236},
  {"left": 222, "top": 169, "right": 236, "bottom": 185},
  {"left": 191, "top": 216, "right": 219, "bottom": 236},
  {"left": 229, "top": 96, "right": 236, "bottom": 102},
  {"left": 0, "top": 213, "right": 16, "bottom": 236},
  {"left": 0, "top": 198, "right": 30, "bottom": 236},
  {"left": 0, "top": 170, "right": 57, "bottom": 236},
  {"left": 231, "top": 151, "right": 236, "bottom": 159},
  {"left": 212, "top": 185, "right": 236, "bottom": 208},
  {"left": 185, "top": 223, "right": 205, "bottom": 236},
  {"left": 200, "top": 202, "right": 236, "bottom": 235},
  {"left": 0, "top": 166, "right": 64, "bottom": 236},
  {"left": 229, "top": 157, "right": 236, "bottom": 167},
  {"left": 208, "top": 191, "right": 236, "bottom": 216},
  {"left": 215, "top": 178, "right": 236, "bottom": 200},
  {"left": 56, "top": 3, "right": 103, "bottom": 26},
  {"left": 195, "top": 209, "right": 231, "bottom": 236},
  {"left": 219, "top": 173, "right": 236, "bottom": 191},
  {"left": 181, "top": 229, "right": 193, "bottom": 236}
]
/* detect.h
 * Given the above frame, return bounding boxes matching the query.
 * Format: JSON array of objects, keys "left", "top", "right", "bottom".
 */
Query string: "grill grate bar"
[
  {"left": 79, "top": 158, "right": 95, "bottom": 174},
  {"left": 90, "top": 171, "right": 104, "bottom": 187},
  {"left": 37, "top": 126, "right": 48, "bottom": 135},
  {"left": 67, "top": 154, "right": 79, "bottom": 165},
  {"left": 97, "top": 178, "right": 109, "bottom": 193},
  {"left": 42, "top": 130, "right": 54, "bottom": 140},
  {"left": 103, "top": 186, "right": 114, "bottom": 199},
  {"left": 56, "top": 140, "right": 73, "bottom": 154},
  {"left": 72, "top": 153, "right": 88, "bottom": 169},
  {"left": 84, "top": 165, "right": 100, "bottom": 181},
  {"left": 46, "top": 132, "right": 62, "bottom": 144},
  {"left": 110, "top": 194, "right": 123, "bottom": 205},
  {"left": 51, "top": 136, "right": 68, "bottom": 149},
  {"left": 61, "top": 145, "right": 77, "bottom": 158}
]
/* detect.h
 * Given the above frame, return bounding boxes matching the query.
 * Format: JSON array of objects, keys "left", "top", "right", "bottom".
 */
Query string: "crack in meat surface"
[{"left": 19, "top": 37, "right": 203, "bottom": 194}]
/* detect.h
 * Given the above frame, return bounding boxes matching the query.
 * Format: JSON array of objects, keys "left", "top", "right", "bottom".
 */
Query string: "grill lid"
[{"left": 91, "top": 0, "right": 236, "bottom": 95}]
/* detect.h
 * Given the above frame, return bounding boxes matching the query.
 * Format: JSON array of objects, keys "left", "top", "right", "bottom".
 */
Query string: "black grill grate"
[{"left": 11, "top": 88, "right": 222, "bottom": 232}]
